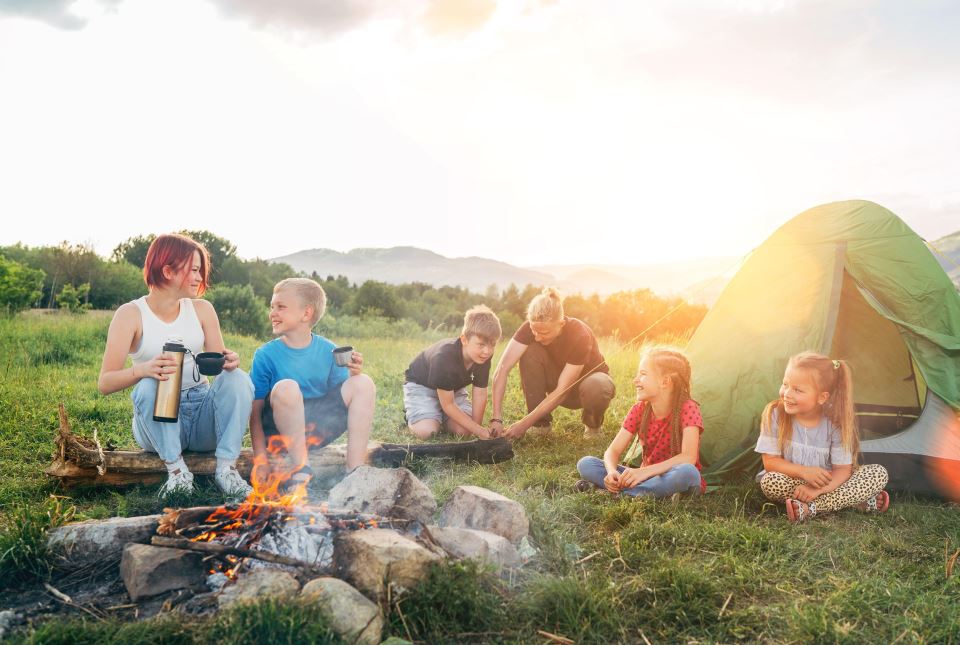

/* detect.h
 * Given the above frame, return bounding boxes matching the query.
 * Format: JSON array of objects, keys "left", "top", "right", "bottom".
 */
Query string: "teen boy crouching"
[{"left": 404, "top": 305, "right": 501, "bottom": 440}]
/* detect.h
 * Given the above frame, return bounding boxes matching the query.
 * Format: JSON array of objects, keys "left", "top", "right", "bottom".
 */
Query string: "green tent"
[{"left": 688, "top": 200, "right": 960, "bottom": 497}]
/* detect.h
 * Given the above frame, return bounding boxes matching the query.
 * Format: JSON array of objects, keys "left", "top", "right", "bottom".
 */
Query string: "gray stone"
[
  {"left": 428, "top": 526, "right": 521, "bottom": 569},
  {"left": 379, "top": 639, "right": 413, "bottom": 645},
  {"left": 438, "top": 486, "right": 529, "bottom": 544},
  {"left": 301, "top": 577, "right": 383, "bottom": 645},
  {"left": 120, "top": 543, "right": 207, "bottom": 601},
  {"left": 217, "top": 569, "right": 301, "bottom": 608},
  {"left": 47, "top": 514, "right": 161, "bottom": 570},
  {"left": 0, "top": 610, "right": 19, "bottom": 641},
  {"left": 328, "top": 465, "right": 437, "bottom": 523},
  {"left": 334, "top": 528, "right": 442, "bottom": 599}
]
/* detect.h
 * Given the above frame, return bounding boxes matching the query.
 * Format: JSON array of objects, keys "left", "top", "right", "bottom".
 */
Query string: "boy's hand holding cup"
[{"left": 333, "top": 346, "right": 364, "bottom": 376}]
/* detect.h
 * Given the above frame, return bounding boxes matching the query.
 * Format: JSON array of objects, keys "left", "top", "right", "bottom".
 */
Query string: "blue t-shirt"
[{"left": 250, "top": 334, "right": 349, "bottom": 401}]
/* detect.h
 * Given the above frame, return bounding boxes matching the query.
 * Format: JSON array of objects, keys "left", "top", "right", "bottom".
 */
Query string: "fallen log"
[{"left": 45, "top": 404, "right": 514, "bottom": 488}]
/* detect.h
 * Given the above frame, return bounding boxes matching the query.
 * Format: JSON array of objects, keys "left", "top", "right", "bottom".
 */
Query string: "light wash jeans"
[
  {"left": 131, "top": 368, "right": 253, "bottom": 463},
  {"left": 576, "top": 457, "right": 701, "bottom": 498}
]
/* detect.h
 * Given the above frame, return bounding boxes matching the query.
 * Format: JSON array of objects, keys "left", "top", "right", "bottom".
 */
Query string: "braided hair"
[{"left": 637, "top": 348, "right": 693, "bottom": 457}]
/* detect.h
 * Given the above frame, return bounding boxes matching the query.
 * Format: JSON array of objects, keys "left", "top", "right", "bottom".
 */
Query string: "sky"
[{"left": 1, "top": 0, "right": 958, "bottom": 267}]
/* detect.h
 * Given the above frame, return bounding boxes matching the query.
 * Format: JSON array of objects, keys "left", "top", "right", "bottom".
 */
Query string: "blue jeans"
[
  {"left": 131, "top": 369, "right": 254, "bottom": 463},
  {"left": 576, "top": 456, "right": 701, "bottom": 498}
]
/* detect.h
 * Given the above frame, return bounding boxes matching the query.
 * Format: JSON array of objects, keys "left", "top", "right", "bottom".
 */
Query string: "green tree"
[
  {"left": 316, "top": 274, "right": 353, "bottom": 314},
  {"left": 56, "top": 283, "right": 92, "bottom": 313},
  {"left": 0, "top": 255, "right": 45, "bottom": 312},
  {"left": 110, "top": 234, "right": 156, "bottom": 267},
  {"left": 180, "top": 230, "right": 237, "bottom": 283},
  {"left": 89, "top": 260, "right": 146, "bottom": 309},
  {"left": 350, "top": 280, "right": 403, "bottom": 320},
  {"left": 205, "top": 284, "right": 270, "bottom": 338}
]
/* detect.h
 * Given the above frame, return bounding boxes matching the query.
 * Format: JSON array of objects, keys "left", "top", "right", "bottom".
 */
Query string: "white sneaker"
[
  {"left": 215, "top": 466, "right": 253, "bottom": 499},
  {"left": 159, "top": 469, "right": 195, "bottom": 499},
  {"left": 582, "top": 425, "right": 603, "bottom": 439}
]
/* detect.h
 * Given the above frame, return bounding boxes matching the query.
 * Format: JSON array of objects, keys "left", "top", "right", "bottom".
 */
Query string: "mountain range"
[
  {"left": 269, "top": 246, "right": 738, "bottom": 301},
  {"left": 271, "top": 231, "right": 960, "bottom": 304}
]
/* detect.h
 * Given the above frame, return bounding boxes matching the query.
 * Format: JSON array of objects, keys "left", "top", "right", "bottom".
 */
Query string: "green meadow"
[{"left": 2, "top": 312, "right": 960, "bottom": 643}]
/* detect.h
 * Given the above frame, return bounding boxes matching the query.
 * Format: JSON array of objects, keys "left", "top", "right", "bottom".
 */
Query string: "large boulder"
[
  {"left": 327, "top": 466, "right": 437, "bottom": 523},
  {"left": 217, "top": 569, "right": 301, "bottom": 609},
  {"left": 428, "top": 526, "right": 521, "bottom": 569},
  {"left": 301, "top": 577, "right": 383, "bottom": 645},
  {"left": 120, "top": 544, "right": 206, "bottom": 601},
  {"left": 47, "top": 515, "right": 161, "bottom": 571},
  {"left": 334, "top": 528, "right": 442, "bottom": 599},
  {"left": 438, "top": 486, "right": 529, "bottom": 544}
]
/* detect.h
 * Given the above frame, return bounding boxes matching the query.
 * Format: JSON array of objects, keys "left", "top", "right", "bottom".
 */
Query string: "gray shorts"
[{"left": 403, "top": 382, "right": 472, "bottom": 427}]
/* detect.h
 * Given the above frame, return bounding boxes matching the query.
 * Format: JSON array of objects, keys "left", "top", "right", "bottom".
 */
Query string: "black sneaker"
[{"left": 573, "top": 479, "right": 595, "bottom": 493}]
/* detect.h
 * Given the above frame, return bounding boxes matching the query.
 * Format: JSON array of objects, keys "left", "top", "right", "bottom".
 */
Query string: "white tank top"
[{"left": 130, "top": 296, "right": 207, "bottom": 390}]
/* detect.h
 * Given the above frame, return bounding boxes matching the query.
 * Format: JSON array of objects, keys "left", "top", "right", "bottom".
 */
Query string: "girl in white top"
[
  {"left": 755, "top": 351, "right": 890, "bottom": 523},
  {"left": 98, "top": 233, "right": 254, "bottom": 500}
]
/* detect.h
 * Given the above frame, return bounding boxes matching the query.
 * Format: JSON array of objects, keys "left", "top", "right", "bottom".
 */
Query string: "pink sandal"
[
  {"left": 858, "top": 490, "right": 890, "bottom": 513},
  {"left": 785, "top": 498, "right": 816, "bottom": 523}
]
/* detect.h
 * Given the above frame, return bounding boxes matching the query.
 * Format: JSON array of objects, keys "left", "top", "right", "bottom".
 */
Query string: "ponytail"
[{"left": 780, "top": 352, "right": 859, "bottom": 460}]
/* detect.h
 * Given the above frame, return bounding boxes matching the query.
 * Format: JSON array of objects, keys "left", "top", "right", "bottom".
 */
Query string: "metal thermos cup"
[{"left": 153, "top": 340, "right": 187, "bottom": 423}]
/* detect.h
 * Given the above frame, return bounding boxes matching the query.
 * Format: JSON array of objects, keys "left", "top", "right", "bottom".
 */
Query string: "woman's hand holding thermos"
[{"left": 136, "top": 353, "right": 180, "bottom": 381}]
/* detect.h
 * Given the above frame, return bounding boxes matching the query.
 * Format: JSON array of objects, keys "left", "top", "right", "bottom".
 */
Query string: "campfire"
[{"left": 151, "top": 435, "right": 413, "bottom": 586}]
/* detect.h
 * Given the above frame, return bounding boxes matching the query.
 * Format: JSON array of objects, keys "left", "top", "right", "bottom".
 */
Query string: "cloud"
[
  {"left": 422, "top": 0, "right": 496, "bottom": 36},
  {"left": 592, "top": 0, "right": 960, "bottom": 104},
  {"left": 205, "top": 0, "right": 383, "bottom": 36},
  {"left": 206, "top": 0, "right": 505, "bottom": 38},
  {"left": 0, "top": 0, "right": 88, "bottom": 30}
]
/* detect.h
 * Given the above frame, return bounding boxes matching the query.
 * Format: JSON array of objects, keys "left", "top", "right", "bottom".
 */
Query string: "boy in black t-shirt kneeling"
[{"left": 404, "top": 306, "right": 501, "bottom": 440}]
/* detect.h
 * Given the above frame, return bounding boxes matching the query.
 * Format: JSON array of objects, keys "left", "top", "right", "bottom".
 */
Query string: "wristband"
[{"left": 490, "top": 418, "right": 502, "bottom": 423}]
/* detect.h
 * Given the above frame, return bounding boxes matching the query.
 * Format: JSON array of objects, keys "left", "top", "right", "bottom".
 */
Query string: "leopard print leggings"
[{"left": 759, "top": 464, "right": 889, "bottom": 513}]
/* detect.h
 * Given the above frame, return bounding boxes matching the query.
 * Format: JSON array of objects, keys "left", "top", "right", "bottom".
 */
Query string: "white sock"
[
  {"left": 216, "top": 458, "right": 236, "bottom": 473},
  {"left": 165, "top": 457, "right": 189, "bottom": 475}
]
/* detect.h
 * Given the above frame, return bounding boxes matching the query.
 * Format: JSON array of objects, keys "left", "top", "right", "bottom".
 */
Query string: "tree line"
[{"left": 0, "top": 231, "right": 707, "bottom": 341}]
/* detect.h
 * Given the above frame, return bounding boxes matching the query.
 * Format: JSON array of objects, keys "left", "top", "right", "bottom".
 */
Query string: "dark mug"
[
  {"left": 196, "top": 351, "right": 226, "bottom": 376},
  {"left": 332, "top": 346, "right": 354, "bottom": 367}
]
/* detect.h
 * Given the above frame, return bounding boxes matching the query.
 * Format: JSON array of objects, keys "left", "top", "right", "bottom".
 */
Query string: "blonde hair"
[
  {"left": 461, "top": 305, "right": 501, "bottom": 344},
  {"left": 761, "top": 351, "right": 859, "bottom": 460},
  {"left": 636, "top": 347, "right": 694, "bottom": 457},
  {"left": 274, "top": 278, "right": 327, "bottom": 327},
  {"left": 527, "top": 286, "right": 564, "bottom": 323}
]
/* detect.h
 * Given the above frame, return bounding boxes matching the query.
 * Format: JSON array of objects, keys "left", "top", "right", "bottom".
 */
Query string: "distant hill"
[
  {"left": 269, "top": 234, "right": 958, "bottom": 303},
  {"left": 269, "top": 247, "right": 737, "bottom": 297},
  {"left": 931, "top": 231, "right": 960, "bottom": 287},
  {"left": 271, "top": 247, "right": 554, "bottom": 293},
  {"left": 532, "top": 257, "right": 740, "bottom": 299}
]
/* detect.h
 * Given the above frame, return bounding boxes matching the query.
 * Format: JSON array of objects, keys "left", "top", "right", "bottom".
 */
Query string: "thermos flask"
[{"left": 153, "top": 338, "right": 187, "bottom": 423}]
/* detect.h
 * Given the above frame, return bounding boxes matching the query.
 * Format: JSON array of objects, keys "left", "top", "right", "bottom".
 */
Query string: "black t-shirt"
[
  {"left": 404, "top": 337, "right": 492, "bottom": 391},
  {"left": 513, "top": 317, "right": 608, "bottom": 373}
]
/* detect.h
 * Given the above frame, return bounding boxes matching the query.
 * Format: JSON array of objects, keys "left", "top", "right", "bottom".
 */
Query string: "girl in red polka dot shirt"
[{"left": 576, "top": 348, "right": 705, "bottom": 497}]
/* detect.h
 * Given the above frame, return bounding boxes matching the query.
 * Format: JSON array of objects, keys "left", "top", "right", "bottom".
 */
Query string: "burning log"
[
  {"left": 45, "top": 404, "right": 514, "bottom": 488},
  {"left": 150, "top": 536, "right": 328, "bottom": 576}
]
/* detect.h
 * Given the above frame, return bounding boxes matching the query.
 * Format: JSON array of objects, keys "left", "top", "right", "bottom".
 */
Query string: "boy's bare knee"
[
  {"left": 352, "top": 373, "right": 375, "bottom": 395},
  {"left": 409, "top": 420, "right": 439, "bottom": 439},
  {"left": 271, "top": 379, "right": 303, "bottom": 407}
]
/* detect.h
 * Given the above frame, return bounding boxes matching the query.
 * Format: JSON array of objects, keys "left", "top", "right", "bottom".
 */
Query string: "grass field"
[{"left": 2, "top": 312, "right": 960, "bottom": 643}]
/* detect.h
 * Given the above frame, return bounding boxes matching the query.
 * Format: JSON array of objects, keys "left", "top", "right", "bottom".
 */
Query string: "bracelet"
[{"left": 490, "top": 418, "right": 502, "bottom": 423}]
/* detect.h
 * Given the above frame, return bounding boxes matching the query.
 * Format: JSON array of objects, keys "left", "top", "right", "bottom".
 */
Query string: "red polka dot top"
[{"left": 622, "top": 399, "right": 705, "bottom": 491}]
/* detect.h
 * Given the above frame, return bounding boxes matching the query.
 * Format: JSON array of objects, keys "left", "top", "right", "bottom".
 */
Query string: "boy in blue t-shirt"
[{"left": 249, "top": 278, "right": 375, "bottom": 490}]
